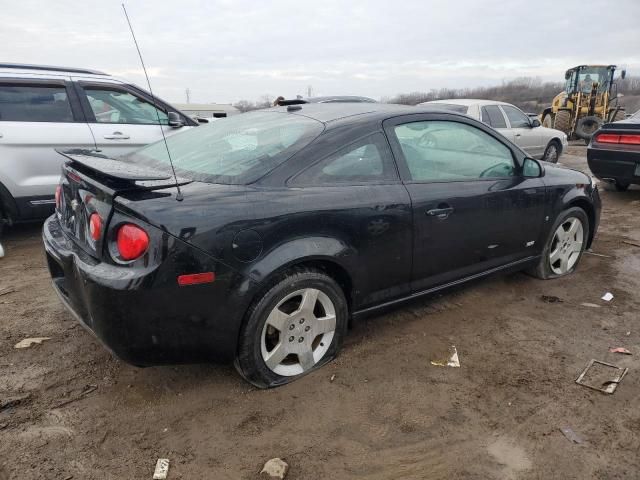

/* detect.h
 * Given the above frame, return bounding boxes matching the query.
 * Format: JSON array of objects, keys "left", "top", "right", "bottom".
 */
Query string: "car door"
[
  {"left": 73, "top": 81, "right": 190, "bottom": 158},
  {"left": 288, "top": 132, "right": 413, "bottom": 309},
  {"left": 383, "top": 113, "right": 547, "bottom": 292},
  {"left": 501, "top": 105, "right": 544, "bottom": 157},
  {"left": 0, "top": 78, "right": 95, "bottom": 219},
  {"left": 480, "top": 104, "right": 514, "bottom": 142}
]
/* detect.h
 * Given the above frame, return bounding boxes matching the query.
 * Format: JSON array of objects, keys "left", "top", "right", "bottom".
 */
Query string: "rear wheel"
[
  {"left": 542, "top": 140, "right": 561, "bottom": 163},
  {"left": 529, "top": 207, "right": 589, "bottom": 279},
  {"left": 603, "top": 180, "right": 630, "bottom": 192},
  {"left": 553, "top": 110, "right": 572, "bottom": 136},
  {"left": 235, "top": 268, "right": 348, "bottom": 388}
]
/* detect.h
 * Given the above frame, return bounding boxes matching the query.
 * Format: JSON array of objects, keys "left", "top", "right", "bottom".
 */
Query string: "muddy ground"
[{"left": 1, "top": 145, "right": 639, "bottom": 479}]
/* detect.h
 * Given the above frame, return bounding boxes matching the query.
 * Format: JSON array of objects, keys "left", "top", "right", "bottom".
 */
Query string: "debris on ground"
[
  {"left": 609, "top": 347, "right": 632, "bottom": 355},
  {"left": 622, "top": 240, "right": 640, "bottom": 248},
  {"left": 431, "top": 345, "right": 460, "bottom": 368},
  {"left": 153, "top": 459, "right": 170, "bottom": 480},
  {"left": 580, "top": 302, "right": 601, "bottom": 308},
  {"left": 540, "top": 295, "right": 563, "bottom": 303},
  {"left": 560, "top": 426, "right": 583, "bottom": 444},
  {"left": 54, "top": 385, "right": 98, "bottom": 409},
  {"left": 576, "top": 359, "right": 628, "bottom": 394},
  {"left": 14, "top": 337, "right": 51, "bottom": 349},
  {"left": 626, "top": 331, "right": 631, "bottom": 336},
  {"left": 601, "top": 292, "right": 614, "bottom": 302},
  {"left": 330, "top": 374, "right": 336, "bottom": 382},
  {"left": 0, "top": 393, "right": 31, "bottom": 412},
  {"left": 0, "top": 287, "right": 15, "bottom": 296},
  {"left": 260, "top": 458, "right": 289, "bottom": 479},
  {"left": 0, "top": 242, "right": 4, "bottom": 259},
  {"left": 585, "top": 251, "right": 612, "bottom": 258}
]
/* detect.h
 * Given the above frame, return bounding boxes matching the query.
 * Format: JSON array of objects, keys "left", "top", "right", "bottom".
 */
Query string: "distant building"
[{"left": 173, "top": 103, "right": 239, "bottom": 119}]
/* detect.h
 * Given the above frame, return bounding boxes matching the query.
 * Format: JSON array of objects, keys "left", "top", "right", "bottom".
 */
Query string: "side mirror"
[
  {"left": 530, "top": 118, "right": 541, "bottom": 128},
  {"left": 167, "top": 111, "right": 184, "bottom": 128},
  {"left": 523, "top": 158, "right": 542, "bottom": 177},
  {"left": 565, "top": 70, "right": 571, "bottom": 80},
  {"left": 621, "top": 69, "right": 627, "bottom": 80}
]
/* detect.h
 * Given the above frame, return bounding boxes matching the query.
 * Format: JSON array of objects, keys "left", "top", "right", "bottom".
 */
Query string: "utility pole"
[
  {"left": 185, "top": 88, "right": 191, "bottom": 104},
  {"left": 307, "top": 85, "right": 313, "bottom": 98}
]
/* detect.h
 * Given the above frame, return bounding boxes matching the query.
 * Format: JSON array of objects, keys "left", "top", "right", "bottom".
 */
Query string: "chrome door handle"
[
  {"left": 426, "top": 207, "right": 454, "bottom": 219},
  {"left": 104, "top": 132, "right": 130, "bottom": 140},
  {"left": 515, "top": 133, "right": 522, "bottom": 137}
]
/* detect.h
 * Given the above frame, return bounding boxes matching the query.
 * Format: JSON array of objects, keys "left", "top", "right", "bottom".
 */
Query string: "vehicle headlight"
[{"left": 590, "top": 176, "right": 597, "bottom": 189}]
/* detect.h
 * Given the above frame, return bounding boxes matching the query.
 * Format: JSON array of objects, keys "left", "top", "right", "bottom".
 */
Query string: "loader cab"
[{"left": 564, "top": 66, "right": 616, "bottom": 96}]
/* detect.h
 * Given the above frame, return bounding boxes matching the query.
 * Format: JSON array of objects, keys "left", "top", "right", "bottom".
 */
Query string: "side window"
[
  {"left": 393, "top": 120, "right": 515, "bottom": 182},
  {"left": 293, "top": 133, "right": 397, "bottom": 185},
  {"left": 501, "top": 105, "right": 530, "bottom": 128},
  {"left": 481, "top": 105, "right": 507, "bottom": 128},
  {"left": 0, "top": 84, "right": 74, "bottom": 122},
  {"left": 83, "top": 88, "right": 168, "bottom": 125}
]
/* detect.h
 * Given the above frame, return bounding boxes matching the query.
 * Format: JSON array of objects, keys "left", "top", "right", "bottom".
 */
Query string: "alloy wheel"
[
  {"left": 549, "top": 217, "right": 584, "bottom": 275},
  {"left": 260, "top": 288, "right": 336, "bottom": 376}
]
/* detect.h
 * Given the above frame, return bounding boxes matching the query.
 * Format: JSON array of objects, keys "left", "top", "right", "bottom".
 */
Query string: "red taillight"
[
  {"left": 177, "top": 272, "right": 215, "bottom": 286},
  {"left": 595, "top": 133, "right": 640, "bottom": 145},
  {"left": 116, "top": 224, "right": 149, "bottom": 261},
  {"left": 55, "top": 185, "right": 62, "bottom": 210},
  {"left": 89, "top": 213, "right": 102, "bottom": 241}
]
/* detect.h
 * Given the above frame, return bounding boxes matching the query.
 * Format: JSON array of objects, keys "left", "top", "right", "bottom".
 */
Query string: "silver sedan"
[{"left": 420, "top": 99, "right": 568, "bottom": 163}]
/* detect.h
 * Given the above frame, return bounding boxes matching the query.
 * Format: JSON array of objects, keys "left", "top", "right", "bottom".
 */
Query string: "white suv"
[{"left": 0, "top": 63, "right": 196, "bottom": 225}]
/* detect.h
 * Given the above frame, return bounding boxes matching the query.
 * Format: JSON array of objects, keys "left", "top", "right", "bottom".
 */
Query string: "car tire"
[
  {"left": 542, "top": 140, "right": 561, "bottom": 163},
  {"left": 235, "top": 267, "right": 348, "bottom": 388},
  {"left": 602, "top": 180, "right": 630, "bottom": 192},
  {"left": 553, "top": 110, "right": 572, "bottom": 136},
  {"left": 528, "top": 207, "right": 589, "bottom": 280}
]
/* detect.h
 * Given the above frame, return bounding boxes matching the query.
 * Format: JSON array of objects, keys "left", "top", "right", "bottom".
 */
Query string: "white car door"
[
  {"left": 73, "top": 81, "right": 190, "bottom": 159},
  {"left": 500, "top": 105, "right": 544, "bottom": 157},
  {"left": 480, "top": 105, "right": 514, "bottom": 142},
  {"left": 0, "top": 79, "right": 95, "bottom": 219}
]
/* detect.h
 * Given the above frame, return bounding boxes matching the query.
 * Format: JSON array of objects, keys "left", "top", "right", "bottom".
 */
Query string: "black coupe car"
[
  {"left": 587, "top": 110, "right": 640, "bottom": 191},
  {"left": 43, "top": 103, "right": 601, "bottom": 387}
]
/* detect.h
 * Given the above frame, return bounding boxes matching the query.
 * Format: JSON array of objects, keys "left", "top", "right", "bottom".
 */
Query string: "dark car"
[
  {"left": 43, "top": 103, "right": 601, "bottom": 387},
  {"left": 587, "top": 110, "right": 640, "bottom": 191}
]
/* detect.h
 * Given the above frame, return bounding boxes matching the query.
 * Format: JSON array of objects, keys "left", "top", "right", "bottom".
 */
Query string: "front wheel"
[
  {"left": 542, "top": 140, "right": 560, "bottom": 163},
  {"left": 235, "top": 268, "right": 348, "bottom": 388},
  {"left": 529, "top": 207, "right": 589, "bottom": 279}
]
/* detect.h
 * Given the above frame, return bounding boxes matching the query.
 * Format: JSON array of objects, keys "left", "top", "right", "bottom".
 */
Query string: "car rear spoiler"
[{"left": 57, "top": 149, "right": 174, "bottom": 181}]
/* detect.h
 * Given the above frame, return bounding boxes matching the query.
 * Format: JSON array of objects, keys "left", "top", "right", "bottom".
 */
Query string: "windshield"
[
  {"left": 125, "top": 111, "right": 324, "bottom": 184},
  {"left": 572, "top": 67, "right": 613, "bottom": 94}
]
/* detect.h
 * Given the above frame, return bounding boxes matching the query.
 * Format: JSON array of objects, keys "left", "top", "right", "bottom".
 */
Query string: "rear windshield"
[
  {"left": 125, "top": 111, "right": 324, "bottom": 184},
  {"left": 429, "top": 103, "right": 469, "bottom": 114}
]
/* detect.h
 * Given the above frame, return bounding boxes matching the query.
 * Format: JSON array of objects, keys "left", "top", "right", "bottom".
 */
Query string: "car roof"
[
  {"left": 422, "top": 99, "right": 512, "bottom": 107},
  {"left": 266, "top": 102, "right": 458, "bottom": 124},
  {"left": 0, "top": 63, "right": 109, "bottom": 77},
  {"left": 306, "top": 95, "right": 377, "bottom": 103}
]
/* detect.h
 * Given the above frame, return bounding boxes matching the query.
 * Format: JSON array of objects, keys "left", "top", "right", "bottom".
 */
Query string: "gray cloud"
[{"left": 3, "top": 0, "right": 639, "bottom": 103}]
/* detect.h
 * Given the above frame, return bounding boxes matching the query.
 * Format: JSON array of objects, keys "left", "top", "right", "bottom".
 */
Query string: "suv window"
[
  {"left": 480, "top": 105, "right": 507, "bottom": 128},
  {"left": 0, "top": 84, "right": 74, "bottom": 122},
  {"left": 394, "top": 120, "right": 515, "bottom": 182},
  {"left": 293, "top": 133, "right": 397, "bottom": 185},
  {"left": 83, "top": 88, "right": 169, "bottom": 125},
  {"left": 501, "top": 105, "right": 530, "bottom": 128}
]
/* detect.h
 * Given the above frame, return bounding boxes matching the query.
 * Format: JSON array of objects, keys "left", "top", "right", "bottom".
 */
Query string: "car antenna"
[{"left": 121, "top": 3, "right": 183, "bottom": 201}]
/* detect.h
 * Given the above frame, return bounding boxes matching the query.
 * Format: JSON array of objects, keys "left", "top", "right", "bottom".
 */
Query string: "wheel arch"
[
  {"left": 566, "top": 197, "right": 596, "bottom": 248},
  {"left": 0, "top": 181, "right": 18, "bottom": 223}
]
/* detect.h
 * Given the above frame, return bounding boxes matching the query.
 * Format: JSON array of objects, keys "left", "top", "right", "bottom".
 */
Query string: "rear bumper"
[
  {"left": 587, "top": 147, "right": 640, "bottom": 184},
  {"left": 42, "top": 215, "right": 252, "bottom": 365}
]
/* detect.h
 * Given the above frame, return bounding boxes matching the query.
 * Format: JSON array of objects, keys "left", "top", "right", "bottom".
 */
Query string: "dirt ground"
[{"left": 1, "top": 145, "right": 639, "bottom": 479}]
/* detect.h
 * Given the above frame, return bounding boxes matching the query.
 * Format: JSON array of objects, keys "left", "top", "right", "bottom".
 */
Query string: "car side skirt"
[{"left": 352, "top": 255, "right": 539, "bottom": 319}]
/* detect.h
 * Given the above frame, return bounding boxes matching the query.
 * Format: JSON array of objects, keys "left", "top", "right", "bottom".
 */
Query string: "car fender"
[{"left": 246, "top": 236, "right": 353, "bottom": 285}]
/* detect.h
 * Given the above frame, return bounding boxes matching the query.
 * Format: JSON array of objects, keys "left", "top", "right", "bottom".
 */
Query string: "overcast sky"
[{"left": 3, "top": 0, "right": 639, "bottom": 104}]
